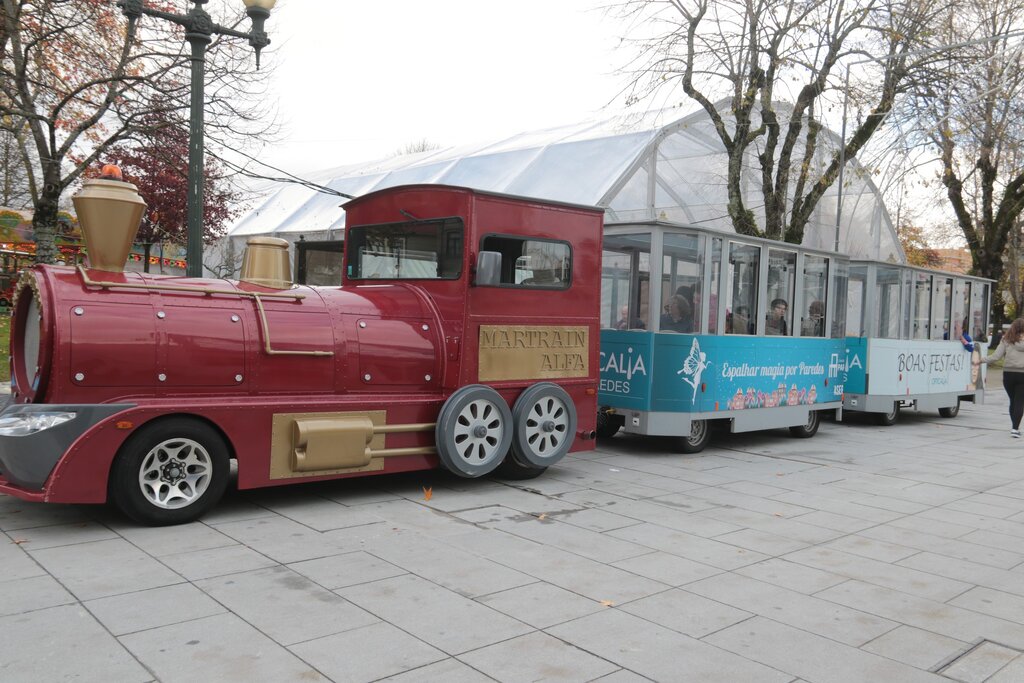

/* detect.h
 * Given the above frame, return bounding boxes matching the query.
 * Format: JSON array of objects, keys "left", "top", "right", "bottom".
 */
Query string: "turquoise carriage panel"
[
  {"left": 598, "top": 329, "right": 655, "bottom": 411},
  {"left": 844, "top": 337, "right": 868, "bottom": 394},
  {"left": 648, "top": 335, "right": 846, "bottom": 414}
]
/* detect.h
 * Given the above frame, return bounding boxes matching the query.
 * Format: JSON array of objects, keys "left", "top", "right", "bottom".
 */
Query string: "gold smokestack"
[
  {"left": 240, "top": 237, "right": 292, "bottom": 289},
  {"left": 72, "top": 168, "right": 146, "bottom": 273}
]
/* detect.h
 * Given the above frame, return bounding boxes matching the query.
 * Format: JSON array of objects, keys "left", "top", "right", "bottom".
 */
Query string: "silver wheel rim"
[
  {"left": 688, "top": 420, "right": 707, "bottom": 444},
  {"left": 138, "top": 438, "right": 213, "bottom": 509},
  {"left": 806, "top": 412, "right": 817, "bottom": 430},
  {"left": 523, "top": 395, "right": 570, "bottom": 457},
  {"left": 453, "top": 399, "right": 506, "bottom": 466}
]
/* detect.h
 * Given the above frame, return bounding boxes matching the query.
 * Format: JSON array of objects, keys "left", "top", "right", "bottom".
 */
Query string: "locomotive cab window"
[
  {"left": 347, "top": 218, "right": 463, "bottom": 280},
  {"left": 479, "top": 235, "right": 571, "bottom": 288}
]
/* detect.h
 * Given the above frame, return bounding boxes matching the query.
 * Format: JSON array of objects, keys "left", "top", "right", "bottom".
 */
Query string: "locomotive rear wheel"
[
  {"left": 511, "top": 383, "right": 577, "bottom": 468},
  {"left": 675, "top": 419, "right": 710, "bottom": 454},
  {"left": 789, "top": 410, "right": 821, "bottom": 438},
  {"left": 435, "top": 385, "right": 513, "bottom": 478},
  {"left": 109, "top": 418, "right": 230, "bottom": 526}
]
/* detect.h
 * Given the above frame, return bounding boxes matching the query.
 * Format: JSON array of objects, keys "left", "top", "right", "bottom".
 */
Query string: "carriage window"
[
  {"left": 972, "top": 283, "right": 989, "bottom": 341},
  {"left": 876, "top": 266, "right": 902, "bottom": 339},
  {"left": 801, "top": 255, "right": 828, "bottom": 337},
  {"left": 709, "top": 238, "right": 722, "bottom": 334},
  {"left": 602, "top": 234, "right": 650, "bottom": 330},
  {"left": 766, "top": 249, "right": 795, "bottom": 336},
  {"left": 952, "top": 281, "right": 971, "bottom": 339},
  {"left": 480, "top": 235, "right": 571, "bottom": 288},
  {"left": 348, "top": 218, "right": 463, "bottom": 280},
  {"left": 726, "top": 243, "right": 759, "bottom": 335},
  {"left": 912, "top": 272, "right": 932, "bottom": 339},
  {"left": 847, "top": 265, "right": 866, "bottom": 337},
  {"left": 831, "top": 260, "right": 848, "bottom": 338},
  {"left": 662, "top": 233, "right": 703, "bottom": 333},
  {"left": 936, "top": 277, "right": 953, "bottom": 340},
  {"left": 901, "top": 270, "right": 913, "bottom": 339}
]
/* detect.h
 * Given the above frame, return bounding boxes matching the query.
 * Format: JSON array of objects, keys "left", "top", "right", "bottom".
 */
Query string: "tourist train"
[{"left": 0, "top": 179, "right": 990, "bottom": 525}]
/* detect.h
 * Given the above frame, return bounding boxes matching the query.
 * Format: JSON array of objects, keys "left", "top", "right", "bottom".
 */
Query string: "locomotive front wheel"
[
  {"left": 435, "top": 385, "right": 513, "bottom": 478},
  {"left": 511, "top": 383, "right": 577, "bottom": 468},
  {"left": 109, "top": 418, "right": 230, "bottom": 526},
  {"left": 877, "top": 402, "right": 900, "bottom": 426},
  {"left": 789, "top": 410, "right": 821, "bottom": 438},
  {"left": 938, "top": 400, "right": 961, "bottom": 418},
  {"left": 676, "top": 419, "right": 710, "bottom": 454}
]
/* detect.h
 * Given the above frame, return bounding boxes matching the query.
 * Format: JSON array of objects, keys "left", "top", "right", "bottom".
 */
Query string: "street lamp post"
[{"left": 118, "top": 0, "right": 276, "bottom": 277}]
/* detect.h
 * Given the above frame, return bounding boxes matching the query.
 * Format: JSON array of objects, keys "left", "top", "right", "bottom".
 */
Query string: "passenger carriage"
[
  {"left": 842, "top": 261, "right": 991, "bottom": 424},
  {"left": 597, "top": 222, "right": 849, "bottom": 452}
]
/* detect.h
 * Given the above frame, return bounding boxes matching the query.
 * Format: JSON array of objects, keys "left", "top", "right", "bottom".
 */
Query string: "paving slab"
[
  {"left": 195, "top": 566, "right": 379, "bottom": 646},
  {"left": 119, "top": 612, "right": 327, "bottom": 682},
  {"left": 458, "top": 631, "right": 619, "bottom": 682},
  {"left": 337, "top": 573, "right": 532, "bottom": 655},
  {"left": 289, "top": 621, "right": 446, "bottom": 682},
  {"left": 0, "top": 604, "right": 150, "bottom": 682}
]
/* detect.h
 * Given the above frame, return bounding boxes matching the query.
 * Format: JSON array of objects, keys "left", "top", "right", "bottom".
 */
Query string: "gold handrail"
[
  {"left": 250, "top": 294, "right": 334, "bottom": 357},
  {"left": 77, "top": 266, "right": 305, "bottom": 300}
]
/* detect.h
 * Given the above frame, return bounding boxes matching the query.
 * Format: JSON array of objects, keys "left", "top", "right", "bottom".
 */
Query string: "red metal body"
[{"left": 0, "top": 185, "right": 602, "bottom": 504}]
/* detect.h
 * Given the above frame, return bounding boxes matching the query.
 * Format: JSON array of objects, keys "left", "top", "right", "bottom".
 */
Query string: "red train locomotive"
[{"left": 0, "top": 179, "right": 602, "bottom": 525}]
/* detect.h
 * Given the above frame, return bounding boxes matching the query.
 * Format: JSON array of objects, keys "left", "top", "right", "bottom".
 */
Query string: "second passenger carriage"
[{"left": 597, "top": 222, "right": 849, "bottom": 452}]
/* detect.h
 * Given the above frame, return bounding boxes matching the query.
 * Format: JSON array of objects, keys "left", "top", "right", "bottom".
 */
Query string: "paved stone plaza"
[{"left": 2, "top": 392, "right": 1024, "bottom": 682}]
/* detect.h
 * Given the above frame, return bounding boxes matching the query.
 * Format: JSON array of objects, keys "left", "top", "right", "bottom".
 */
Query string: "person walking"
[{"left": 975, "top": 318, "right": 1024, "bottom": 437}]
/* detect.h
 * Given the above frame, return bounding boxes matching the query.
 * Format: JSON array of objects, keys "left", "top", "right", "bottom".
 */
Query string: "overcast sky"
[{"left": 254, "top": 0, "right": 630, "bottom": 175}]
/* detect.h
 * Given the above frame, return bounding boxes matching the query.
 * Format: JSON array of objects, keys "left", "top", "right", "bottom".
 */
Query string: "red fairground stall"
[{"left": 0, "top": 179, "right": 602, "bottom": 525}]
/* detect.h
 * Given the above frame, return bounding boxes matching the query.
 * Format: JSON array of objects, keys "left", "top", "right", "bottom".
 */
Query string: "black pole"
[{"left": 186, "top": 28, "right": 211, "bottom": 278}]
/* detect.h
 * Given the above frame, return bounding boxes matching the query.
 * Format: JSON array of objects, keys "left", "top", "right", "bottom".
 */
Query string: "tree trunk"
[
  {"left": 143, "top": 243, "right": 151, "bottom": 273},
  {"left": 31, "top": 177, "right": 61, "bottom": 265}
]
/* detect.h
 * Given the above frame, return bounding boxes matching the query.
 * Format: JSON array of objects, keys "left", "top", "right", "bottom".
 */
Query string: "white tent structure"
[{"left": 224, "top": 104, "right": 902, "bottom": 273}]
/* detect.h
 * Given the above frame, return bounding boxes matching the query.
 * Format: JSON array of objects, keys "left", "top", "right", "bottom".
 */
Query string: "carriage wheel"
[
  {"left": 789, "top": 410, "right": 821, "bottom": 438},
  {"left": 676, "top": 419, "right": 710, "bottom": 454}
]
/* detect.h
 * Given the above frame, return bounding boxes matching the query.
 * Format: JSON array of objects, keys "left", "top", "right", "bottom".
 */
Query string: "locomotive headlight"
[{"left": 0, "top": 411, "right": 76, "bottom": 437}]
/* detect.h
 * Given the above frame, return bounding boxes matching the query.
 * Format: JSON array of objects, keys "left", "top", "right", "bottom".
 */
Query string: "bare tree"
[
  {"left": 903, "top": 0, "right": 1024, "bottom": 325},
  {"left": 0, "top": 0, "right": 277, "bottom": 263},
  {"left": 616, "top": 0, "right": 948, "bottom": 243}
]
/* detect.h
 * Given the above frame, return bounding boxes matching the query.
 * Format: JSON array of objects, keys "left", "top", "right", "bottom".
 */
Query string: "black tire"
[
  {"left": 595, "top": 409, "right": 621, "bottom": 439},
  {"left": 938, "top": 400, "right": 961, "bottom": 418},
  {"left": 493, "top": 453, "right": 547, "bottom": 480},
  {"left": 789, "top": 410, "right": 821, "bottom": 438},
  {"left": 876, "top": 402, "right": 900, "bottom": 426},
  {"left": 675, "top": 419, "right": 710, "bottom": 454},
  {"left": 435, "top": 384, "right": 513, "bottom": 478},
  {"left": 109, "top": 417, "right": 230, "bottom": 526},
  {"left": 511, "top": 383, "right": 577, "bottom": 468}
]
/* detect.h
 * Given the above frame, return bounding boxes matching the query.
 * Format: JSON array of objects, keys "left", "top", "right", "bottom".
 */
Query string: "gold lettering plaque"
[{"left": 478, "top": 325, "right": 589, "bottom": 381}]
